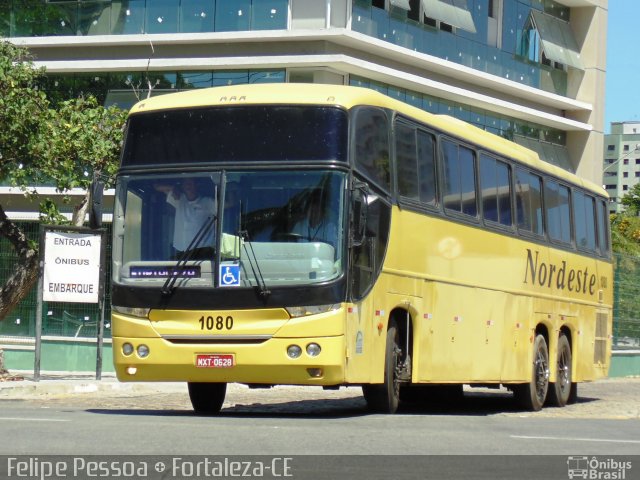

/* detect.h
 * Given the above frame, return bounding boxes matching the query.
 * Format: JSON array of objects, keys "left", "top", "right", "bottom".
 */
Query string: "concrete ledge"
[{"left": 610, "top": 350, "right": 640, "bottom": 378}]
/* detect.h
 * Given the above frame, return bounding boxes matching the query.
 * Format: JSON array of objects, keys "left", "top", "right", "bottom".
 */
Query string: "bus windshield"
[{"left": 112, "top": 170, "right": 346, "bottom": 289}]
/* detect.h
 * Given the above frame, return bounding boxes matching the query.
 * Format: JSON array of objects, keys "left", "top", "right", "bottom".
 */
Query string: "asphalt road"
[{"left": 0, "top": 378, "right": 638, "bottom": 479}]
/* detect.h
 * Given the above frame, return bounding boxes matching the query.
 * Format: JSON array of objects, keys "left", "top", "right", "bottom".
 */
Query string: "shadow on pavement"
[{"left": 83, "top": 389, "right": 598, "bottom": 419}]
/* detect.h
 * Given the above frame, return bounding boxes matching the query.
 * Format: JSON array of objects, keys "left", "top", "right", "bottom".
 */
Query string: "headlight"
[
  {"left": 306, "top": 343, "right": 321, "bottom": 357},
  {"left": 285, "top": 304, "right": 338, "bottom": 318},
  {"left": 137, "top": 344, "right": 150, "bottom": 358},
  {"left": 287, "top": 345, "right": 302, "bottom": 359},
  {"left": 122, "top": 343, "right": 134, "bottom": 356},
  {"left": 113, "top": 305, "right": 150, "bottom": 318}
]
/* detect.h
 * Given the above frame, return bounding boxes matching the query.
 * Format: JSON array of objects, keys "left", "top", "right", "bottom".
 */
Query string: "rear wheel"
[
  {"left": 547, "top": 334, "right": 572, "bottom": 407},
  {"left": 513, "top": 334, "right": 549, "bottom": 411},
  {"left": 188, "top": 382, "right": 227, "bottom": 414},
  {"left": 363, "top": 322, "right": 401, "bottom": 414}
]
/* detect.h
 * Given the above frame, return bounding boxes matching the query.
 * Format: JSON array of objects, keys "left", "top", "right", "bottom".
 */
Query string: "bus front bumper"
[{"left": 113, "top": 334, "right": 346, "bottom": 386}]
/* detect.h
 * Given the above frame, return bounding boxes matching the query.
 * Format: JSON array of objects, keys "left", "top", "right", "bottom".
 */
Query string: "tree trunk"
[
  {"left": 0, "top": 348, "right": 8, "bottom": 376},
  {"left": 72, "top": 191, "right": 90, "bottom": 227},
  {"left": 0, "top": 205, "right": 40, "bottom": 376},
  {"left": 0, "top": 205, "right": 39, "bottom": 321}
]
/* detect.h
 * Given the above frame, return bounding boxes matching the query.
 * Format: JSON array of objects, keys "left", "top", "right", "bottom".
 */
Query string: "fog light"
[
  {"left": 306, "top": 343, "right": 321, "bottom": 357},
  {"left": 137, "top": 344, "right": 150, "bottom": 358},
  {"left": 122, "top": 343, "right": 134, "bottom": 356},
  {"left": 126, "top": 366, "right": 137, "bottom": 375},
  {"left": 307, "top": 368, "right": 323, "bottom": 378},
  {"left": 287, "top": 345, "right": 302, "bottom": 359}
]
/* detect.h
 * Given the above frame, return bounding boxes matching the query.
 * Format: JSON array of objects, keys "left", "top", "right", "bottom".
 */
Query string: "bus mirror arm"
[
  {"left": 89, "top": 177, "right": 105, "bottom": 229},
  {"left": 350, "top": 182, "right": 368, "bottom": 247}
]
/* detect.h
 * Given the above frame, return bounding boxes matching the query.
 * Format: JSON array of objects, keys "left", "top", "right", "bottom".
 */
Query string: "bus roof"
[{"left": 129, "top": 83, "right": 605, "bottom": 197}]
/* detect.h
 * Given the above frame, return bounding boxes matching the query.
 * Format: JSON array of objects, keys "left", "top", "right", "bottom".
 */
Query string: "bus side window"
[
  {"left": 574, "top": 190, "right": 597, "bottom": 252},
  {"left": 354, "top": 108, "right": 390, "bottom": 192},
  {"left": 515, "top": 168, "right": 543, "bottom": 236},
  {"left": 395, "top": 122, "right": 419, "bottom": 200},
  {"left": 480, "top": 154, "right": 512, "bottom": 226},
  {"left": 596, "top": 198, "right": 610, "bottom": 256},
  {"left": 442, "top": 139, "right": 477, "bottom": 217},
  {"left": 417, "top": 130, "right": 437, "bottom": 205},
  {"left": 545, "top": 179, "right": 571, "bottom": 244}
]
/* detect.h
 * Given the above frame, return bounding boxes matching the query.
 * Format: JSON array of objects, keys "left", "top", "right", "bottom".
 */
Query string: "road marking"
[
  {"left": 512, "top": 435, "right": 640, "bottom": 444},
  {"left": 0, "top": 417, "right": 69, "bottom": 423}
]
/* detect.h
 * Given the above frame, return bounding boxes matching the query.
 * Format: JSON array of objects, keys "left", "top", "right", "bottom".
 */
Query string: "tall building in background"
[
  {"left": 0, "top": 0, "right": 609, "bottom": 368},
  {"left": 604, "top": 121, "right": 640, "bottom": 213}
]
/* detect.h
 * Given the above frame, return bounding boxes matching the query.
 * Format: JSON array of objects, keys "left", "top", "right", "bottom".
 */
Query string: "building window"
[
  {"left": 607, "top": 145, "right": 615, "bottom": 151},
  {"left": 520, "top": 10, "right": 583, "bottom": 71},
  {"left": 624, "top": 159, "right": 629, "bottom": 165},
  {"left": 605, "top": 185, "right": 616, "bottom": 190},
  {"left": 624, "top": 172, "right": 629, "bottom": 178},
  {"left": 623, "top": 185, "right": 629, "bottom": 191}
]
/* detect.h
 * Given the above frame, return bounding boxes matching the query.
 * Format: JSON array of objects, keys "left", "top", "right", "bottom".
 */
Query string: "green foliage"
[
  {"left": 0, "top": 40, "right": 127, "bottom": 223},
  {"left": 0, "top": 41, "right": 47, "bottom": 180},
  {"left": 32, "top": 96, "right": 127, "bottom": 193},
  {"left": 621, "top": 183, "right": 640, "bottom": 217},
  {"left": 611, "top": 213, "right": 640, "bottom": 256}
]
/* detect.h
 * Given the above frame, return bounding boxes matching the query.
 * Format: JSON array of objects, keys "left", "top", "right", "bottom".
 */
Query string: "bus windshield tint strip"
[{"left": 122, "top": 106, "right": 348, "bottom": 166}]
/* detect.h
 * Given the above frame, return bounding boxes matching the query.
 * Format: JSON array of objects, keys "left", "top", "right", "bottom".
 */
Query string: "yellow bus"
[{"left": 107, "top": 83, "right": 612, "bottom": 414}]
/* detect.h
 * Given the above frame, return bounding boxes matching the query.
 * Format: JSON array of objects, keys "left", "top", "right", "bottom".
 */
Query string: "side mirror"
[
  {"left": 351, "top": 182, "right": 368, "bottom": 247},
  {"left": 89, "top": 178, "right": 105, "bottom": 229}
]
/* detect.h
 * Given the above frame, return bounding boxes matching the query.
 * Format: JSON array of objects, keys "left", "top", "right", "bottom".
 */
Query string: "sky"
[{"left": 604, "top": 0, "right": 640, "bottom": 131}]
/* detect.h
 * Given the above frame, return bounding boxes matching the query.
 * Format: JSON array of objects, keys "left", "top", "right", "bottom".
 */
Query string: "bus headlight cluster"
[
  {"left": 287, "top": 343, "right": 321, "bottom": 359},
  {"left": 287, "top": 345, "right": 302, "bottom": 359},
  {"left": 122, "top": 343, "right": 134, "bottom": 356},
  {"left": 306, "top": 343, "right": 321, "bottom": 357},
  {"left": 122, "top": 342, "right": 150, "bottom": 358}
]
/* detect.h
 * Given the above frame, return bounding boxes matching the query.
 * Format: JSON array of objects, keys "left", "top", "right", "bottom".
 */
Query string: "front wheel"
[
  {"left": 547, "top": 334, "right": 572, "bottom": 407},
  {"left": 188, "top": 382, "right": 227, "bottom": 414},
  {"left": 362, "top": 322, "right": 401, "bottom": 414},
  {"left": 513, "top": 334, "right": 549, "bottom": 411}
]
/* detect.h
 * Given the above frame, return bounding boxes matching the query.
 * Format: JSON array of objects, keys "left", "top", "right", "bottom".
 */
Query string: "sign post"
[{"left": 34, "top": 225, "right": 106, "bottom": 381}]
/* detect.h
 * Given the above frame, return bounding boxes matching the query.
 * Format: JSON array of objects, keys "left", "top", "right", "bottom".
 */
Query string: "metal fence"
[
  {"left": 0, "top": 221, "right": 111, "bottom": 340},
  {"left": 1, "top": 222, "right": 639, "bottom": 348},
  {"left": 613, "top": 253, "right": 640, "bottom": 349}
]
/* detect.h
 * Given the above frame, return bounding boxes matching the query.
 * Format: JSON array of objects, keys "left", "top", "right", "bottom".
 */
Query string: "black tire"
[
  {"left": 362, "top": 322, "right": 401, "bottom": 414},
  {"left": 188, "top": 382, "right": 227, "bottom": 414},
  {"left": 547, "top": 334, "right": 572, "bottom": 407},
  {"left": 513, "top": 334, "right": 549, "bottom": 411}
]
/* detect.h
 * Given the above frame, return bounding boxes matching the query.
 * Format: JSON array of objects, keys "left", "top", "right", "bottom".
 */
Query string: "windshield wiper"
[
  {"left": 239, "top": 230, "right": 270, "bottom": 298},
  {"left": 161, "top": 214, "right": 217, "bottom": 296}
]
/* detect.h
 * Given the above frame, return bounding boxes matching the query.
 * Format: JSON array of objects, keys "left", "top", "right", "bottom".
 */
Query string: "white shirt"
[{"left": 167, "top": 194, "right": 216, "bottom": 251}]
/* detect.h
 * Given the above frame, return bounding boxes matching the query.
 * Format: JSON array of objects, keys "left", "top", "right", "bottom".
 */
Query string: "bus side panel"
[{"left": 344, "top": 299, "right": 376, "bottom": 384}]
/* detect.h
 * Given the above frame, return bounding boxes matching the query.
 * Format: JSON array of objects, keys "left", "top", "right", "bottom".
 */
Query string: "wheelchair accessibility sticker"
[{"left": 220, "top": 264, "right": 241, "bottom": 287}]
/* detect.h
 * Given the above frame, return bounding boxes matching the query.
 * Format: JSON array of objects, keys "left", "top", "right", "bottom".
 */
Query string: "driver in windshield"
[{"left": 154, "top": 177, "right": 216, "bottom": 260}]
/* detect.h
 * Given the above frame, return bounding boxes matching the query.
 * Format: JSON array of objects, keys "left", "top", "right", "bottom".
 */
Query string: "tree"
[
  {"left": 621, "top": 183, "right": 640, "bottom": 217},
  {"left": 0, "top": 41, "right": 127, "bottom": 376}
]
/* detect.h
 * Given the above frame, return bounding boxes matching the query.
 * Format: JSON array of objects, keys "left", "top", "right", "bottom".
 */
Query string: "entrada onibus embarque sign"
[{"left": 90, "top": 84, "right": 612, "bottom": 414}]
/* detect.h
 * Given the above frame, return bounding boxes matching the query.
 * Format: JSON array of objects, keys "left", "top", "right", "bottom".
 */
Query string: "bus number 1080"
[{"left": 199, "top": 315, "right": 234, "bottom": 331}]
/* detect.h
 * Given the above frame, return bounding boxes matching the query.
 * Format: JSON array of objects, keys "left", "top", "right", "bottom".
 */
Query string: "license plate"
[{"left": 196, "top": 354, "right": 235, "bottom": 368}]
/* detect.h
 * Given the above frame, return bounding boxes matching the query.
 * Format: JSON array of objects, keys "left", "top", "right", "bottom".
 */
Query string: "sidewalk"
[{"left": 0, "top": 372, "right": 187, "bottom": 399}]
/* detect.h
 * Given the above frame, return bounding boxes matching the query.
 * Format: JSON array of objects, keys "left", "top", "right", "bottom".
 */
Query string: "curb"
[{"left": 0, "top": 377, "right": 186, "bottom": 398}]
